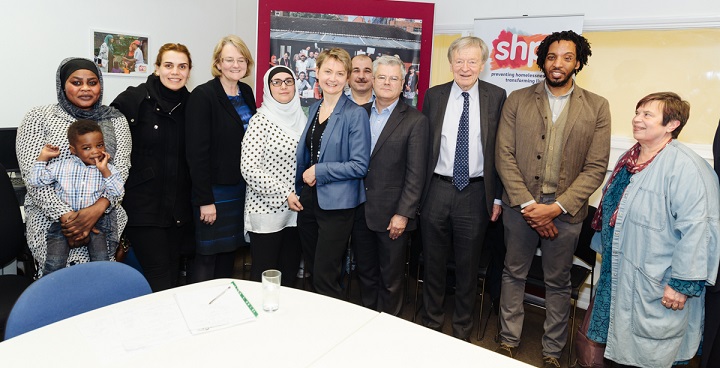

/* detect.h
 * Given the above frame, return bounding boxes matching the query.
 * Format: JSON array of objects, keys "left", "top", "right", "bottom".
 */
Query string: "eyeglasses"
[
  {"left": 452, "top": 59, "right": 480, "bottom": 68},
  {"left": 270, "top": 78, "right": 295, "bottom": 87},
  {"left": 222, "top": 58, "right": 247, "bottom": 65},
  {"left": 375, "top": 75, "right": 401, "bottom": 83}
]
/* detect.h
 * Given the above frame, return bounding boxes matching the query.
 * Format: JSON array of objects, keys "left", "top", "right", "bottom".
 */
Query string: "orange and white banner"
[{"left": 474, "top": 15, "right": 584, "bottom": 94}]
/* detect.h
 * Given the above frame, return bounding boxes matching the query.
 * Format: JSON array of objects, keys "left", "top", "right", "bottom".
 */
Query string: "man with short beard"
[
  {"left": 345, "top": 54, "right": 375, "bottom": 105},
  {"left": 494, "top": 30, "right": 610, "bottom": 368}
]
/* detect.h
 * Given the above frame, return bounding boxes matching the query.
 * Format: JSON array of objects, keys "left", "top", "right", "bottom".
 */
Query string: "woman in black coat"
[
  {"left": 185, "top": 35, "right": 256, "bottom": 282},
  {"left": 111, "top": 43, "right": 194, "bottom": 291}
]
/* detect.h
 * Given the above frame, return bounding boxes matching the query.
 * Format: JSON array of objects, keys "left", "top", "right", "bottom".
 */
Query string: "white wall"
[
  {"left": 3, "top": 0, "right": 716, "bottom": 129},
  {"left": 0, "top": 0, "right": 238, "bottom": 128},
  {"left": 400, "top": 0, "right": 720, "bottom": 31}
]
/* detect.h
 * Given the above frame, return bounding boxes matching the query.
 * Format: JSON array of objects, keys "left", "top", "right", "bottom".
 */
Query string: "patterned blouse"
[
  {"left": 16, "top": 104, "right": 131, "bottom": 275},
  {"left": 240, "top": 112, "right": 300, "bottom": 234}
]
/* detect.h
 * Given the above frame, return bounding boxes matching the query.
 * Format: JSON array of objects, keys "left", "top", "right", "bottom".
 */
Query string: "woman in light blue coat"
[{"left": 587, "top": 92, "right": 720, "bottom": 368}]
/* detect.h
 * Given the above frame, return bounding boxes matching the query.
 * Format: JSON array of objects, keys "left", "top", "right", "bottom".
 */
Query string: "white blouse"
[{"left": 241, "top": 112, "right": 300, "bottom": 234}]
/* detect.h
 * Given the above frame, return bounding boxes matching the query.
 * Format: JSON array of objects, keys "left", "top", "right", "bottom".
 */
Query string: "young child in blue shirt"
[{"left": 27, "top": 119, "right": 125, "bottom": 275}]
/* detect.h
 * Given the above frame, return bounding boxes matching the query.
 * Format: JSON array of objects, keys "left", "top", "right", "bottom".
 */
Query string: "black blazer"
[
  {"left": 361, "top": 100, "right": 429, "bottom": 232},
  {"left": 185, "top": 78, "right": 256, "bottom": 206},
  {"left": 111, "top": 74, "right": 192, "bottom": 227},
  {"left": 711, "top": 119, "right": 720, "bottom": 294},
  {"left": 420, "top": 80, "right": 506, "bottom": 216}
]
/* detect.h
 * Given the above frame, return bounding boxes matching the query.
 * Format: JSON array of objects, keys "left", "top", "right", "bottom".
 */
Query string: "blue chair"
[{"left": 4, "top": 261, "right": 151, "bottom": 339}]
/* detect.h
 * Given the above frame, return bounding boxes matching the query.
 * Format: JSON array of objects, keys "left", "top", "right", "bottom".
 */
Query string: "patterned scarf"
[
  {"left": 55, "top": 57, "right": 124, "bottom": 158},
  {"left": 591, "top": 139, "right": 672, "bottom": 230}
]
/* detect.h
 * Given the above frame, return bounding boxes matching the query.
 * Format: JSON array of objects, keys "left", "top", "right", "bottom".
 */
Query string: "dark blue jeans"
[{"left": 43, "top": 215, "right": 109, "bottom": 275}]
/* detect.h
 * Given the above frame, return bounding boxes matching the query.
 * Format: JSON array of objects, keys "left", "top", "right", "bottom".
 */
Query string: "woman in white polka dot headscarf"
[
  {"left": 241, "top": 65, "right": 306, "bottom": 286},
  {"left": 16, "top": 57, "right": 131, "bottom": 277}
]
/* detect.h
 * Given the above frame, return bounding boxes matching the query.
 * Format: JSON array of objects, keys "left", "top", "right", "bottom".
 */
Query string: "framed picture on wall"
[
  {"left": 257, "top": 0, "right": 434, "bottom": 110},
  {"left": 92, "top": 29, "right": 149, "bottom": 76}
]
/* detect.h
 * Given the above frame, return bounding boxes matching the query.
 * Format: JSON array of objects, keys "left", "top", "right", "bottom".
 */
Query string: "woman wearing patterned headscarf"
[{"left": 16, "top": 57, "right": 131, "bottom": 277}]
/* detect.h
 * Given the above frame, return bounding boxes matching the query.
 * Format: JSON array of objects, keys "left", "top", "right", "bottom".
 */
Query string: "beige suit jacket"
[{"left": 495, "top": 82, "right": 611, "bottom": 223}]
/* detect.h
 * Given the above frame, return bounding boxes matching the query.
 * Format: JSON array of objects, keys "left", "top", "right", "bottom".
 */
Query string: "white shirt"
[
  {"left": 134, "top": 49, "right": 145, "bottom": 65},
  {"left": 434, "top": 80, "right": 484, "bottom": 178},
  {"left": 544, "top": 82, "right": 574, "bottom": 123},
  {"left": 295, "top": 59, "right": 308, "bottom": 74}
]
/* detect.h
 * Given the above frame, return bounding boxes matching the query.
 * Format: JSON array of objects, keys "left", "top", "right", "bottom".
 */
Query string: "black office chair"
[
  {"left": 471, "top": 216, "right": 510, "bottom": 340},
  {"left": 474, "top": 246, "right": 492, "bottom": 340},
  {"left": 521, "top": 205, "right": 598, "bottom": 366},
  {"left": 0, "top": 163, "right": 35, "bottom": 341}
]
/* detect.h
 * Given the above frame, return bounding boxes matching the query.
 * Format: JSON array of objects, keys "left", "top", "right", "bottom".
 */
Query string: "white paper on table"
[
  {"left": 174, "top": 281, "right": 258, "bottom": 334},
  {"left": 75, "top": 297, "right": 191, "bottom": 363},
  {"left": 118, "top": 298, "right": 191, "bottom": 351}
]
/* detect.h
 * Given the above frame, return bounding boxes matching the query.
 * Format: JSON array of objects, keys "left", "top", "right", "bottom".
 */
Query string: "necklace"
[{"left": 309, "top": 105, "right": 324, "bottom": 165}]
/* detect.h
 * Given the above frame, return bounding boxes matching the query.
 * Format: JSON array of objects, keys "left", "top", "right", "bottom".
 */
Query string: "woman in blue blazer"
[{"left": 295, "top": 48, "right": 370, "bottom": 299}]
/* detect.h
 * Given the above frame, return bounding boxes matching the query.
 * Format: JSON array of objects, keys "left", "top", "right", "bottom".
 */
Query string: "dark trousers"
[
  {"left": 352, "top": 204, "right": 407, "bottom": 316},
  {"left": 297, "top": 185, "right": 356, "bottom": 300},
  {"left": 420, "top": 176, "right": 489, "bottom": 339},
  {"left": 190, "top": 250, "right": 237, "bottom": 283},
  {"left": 249, "top": 227, "right": 301, "bottom": 287},
  {"left": 702, "top": 289, "right": 720, "bottom": 368},
  {"left": 124, "top": 224, "right": 193, "bottom": 292}
]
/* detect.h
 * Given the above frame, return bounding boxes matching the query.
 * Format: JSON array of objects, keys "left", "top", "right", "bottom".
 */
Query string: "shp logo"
[{"left": 490, "top": 30, "right": 546, "bottom": 71}]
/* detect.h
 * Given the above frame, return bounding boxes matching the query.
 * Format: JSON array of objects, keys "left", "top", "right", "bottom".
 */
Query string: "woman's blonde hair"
[
  {"left": 210, "top": 35, "right": 254, "bottom": 79},
  {"left": 316, "top": 48, "right": 352, "bottom": 76}
]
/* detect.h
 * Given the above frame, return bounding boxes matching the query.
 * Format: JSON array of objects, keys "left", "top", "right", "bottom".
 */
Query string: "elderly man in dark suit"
[
  {"left": 494, "top": 31, "right": 610, "bottom": 368},
  {"left": 352, "top": 55, "right": 429, "bottom": 316},
  {"left": 420, "top": 36, "right": 507, "bottom": 341}
]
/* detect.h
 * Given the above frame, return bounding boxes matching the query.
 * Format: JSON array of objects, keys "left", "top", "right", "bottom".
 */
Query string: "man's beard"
[{"left": 544, "top": 69, "right": 574, "bottom": 88}]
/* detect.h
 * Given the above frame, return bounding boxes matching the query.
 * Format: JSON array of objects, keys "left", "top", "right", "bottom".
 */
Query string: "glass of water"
[{"left": 261, "top": 269, "right": 281, "bottom": 312}]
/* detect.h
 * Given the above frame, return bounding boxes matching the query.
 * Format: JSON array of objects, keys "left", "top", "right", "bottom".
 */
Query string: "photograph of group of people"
[
  {"left": 268, "top": 12, "right": 422, "bottom": 110},
  {"left": 11, "top": 19, "right": 720, "bottom": 368},
  {"left": 268, "top": 47, "right": 419, "bottom": 109}
]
